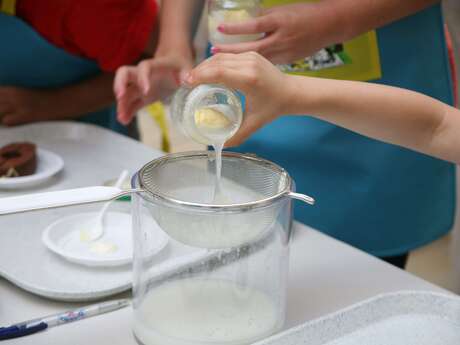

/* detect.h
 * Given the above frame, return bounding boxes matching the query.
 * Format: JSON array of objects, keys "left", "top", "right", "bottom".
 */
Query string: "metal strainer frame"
[{"left": 136, "top": 151, "right": 315, "bottom": 212}]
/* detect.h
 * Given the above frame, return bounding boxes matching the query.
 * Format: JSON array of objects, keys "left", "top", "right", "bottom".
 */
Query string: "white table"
[
  {"left": 0, "top": 224, "right": 444, "bottom": 345},
  {"left": 0, "top": 123, "right": 445, "bottom": 344}
]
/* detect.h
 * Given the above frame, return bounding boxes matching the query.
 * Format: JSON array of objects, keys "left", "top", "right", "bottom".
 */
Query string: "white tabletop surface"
[
  {"left": 0, "top": 223, "right": 444, "bottom": 345},
  {"left": 0, "top": 122, "right": 445, "bottom": 344}
]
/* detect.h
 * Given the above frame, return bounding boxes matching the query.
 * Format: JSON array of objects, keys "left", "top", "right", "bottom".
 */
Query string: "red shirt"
[{"left": 16, "top": 0, "right": 158, "bottom": 72}]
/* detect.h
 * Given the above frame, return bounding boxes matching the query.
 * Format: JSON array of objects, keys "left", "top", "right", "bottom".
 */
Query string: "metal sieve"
[{"left": 133, "top": 151, "right": 314, "bottom": 248}]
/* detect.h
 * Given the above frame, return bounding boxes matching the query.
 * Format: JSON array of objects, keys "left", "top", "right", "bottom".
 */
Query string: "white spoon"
[{"left": 80, "top": 170, "right": 129, "bottom": 242}]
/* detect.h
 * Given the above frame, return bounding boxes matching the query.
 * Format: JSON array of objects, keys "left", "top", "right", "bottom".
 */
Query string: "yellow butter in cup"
[
  {"left": 194, "top": 107, "right": 232, "bottom": 129},
  {"left": 223, "top": 9, "right": 253, "bottom": 22},
  {"left": 209, "top": 9, "right": 253, "bottom": 29}
]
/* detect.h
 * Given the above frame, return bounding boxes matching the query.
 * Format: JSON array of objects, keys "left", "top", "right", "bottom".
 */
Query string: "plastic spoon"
[{"left": 80, "top": 170, "right": 129, "bottom": 242}]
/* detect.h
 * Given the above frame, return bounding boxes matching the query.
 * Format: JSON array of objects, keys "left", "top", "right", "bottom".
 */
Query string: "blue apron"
[
  {"left": 229, "top": 5, "right": 455, "bottom": 256},
  {"left": 0, "top": 13, "right": 128, "bottom": 135}
]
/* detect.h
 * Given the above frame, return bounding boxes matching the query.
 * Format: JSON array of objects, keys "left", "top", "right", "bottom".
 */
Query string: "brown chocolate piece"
[{"left": 0, "top": 142, "right": 37, "bottom": 177}]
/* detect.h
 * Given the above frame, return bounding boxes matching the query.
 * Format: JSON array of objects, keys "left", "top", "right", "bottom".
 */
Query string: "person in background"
[
  {"left": 0, "top": 0, "right": 161, "bottom": 137},
  {"left": 115, "top": 0, "right": 455, "bottom": 269},
  {"left": 188, "top": 52, "right": 460, "bottom": 164}
]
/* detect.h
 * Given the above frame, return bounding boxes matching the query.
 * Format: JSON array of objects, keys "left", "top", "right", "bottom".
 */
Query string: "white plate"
[
  {"left": 42, "top": 212, "right": 168, "bottom": 267},
  {"left": 0, "top": 148, "right": 64, "bottom": 189}
]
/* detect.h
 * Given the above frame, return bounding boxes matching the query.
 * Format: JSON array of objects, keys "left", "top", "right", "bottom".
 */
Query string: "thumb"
[{"left": 179, "top": 69, "right": 192, "bottom": 85}]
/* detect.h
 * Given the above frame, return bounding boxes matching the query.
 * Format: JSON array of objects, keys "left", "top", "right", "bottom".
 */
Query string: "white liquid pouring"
[
  {"left": 212, "top": 141, "right": 226, "bottom": 204},
  {"left": 194, "top": 104, "right": 239, "bottom": 204}
]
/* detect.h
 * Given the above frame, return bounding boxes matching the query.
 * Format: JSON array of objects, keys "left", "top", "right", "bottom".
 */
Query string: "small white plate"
[
  {"left": 0, "top": 148, "right": 64, "bottom": 189},
  {"left": 42, "top": 212, "right": 169, "bottom": 267}
]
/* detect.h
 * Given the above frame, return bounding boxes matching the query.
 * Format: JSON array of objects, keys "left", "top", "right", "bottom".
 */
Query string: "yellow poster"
[
  {"left": 263, "top": 0, "right": 382, "bottom": 81},
  {"left": 0, "top": 0, "right": 16, "bottom": 15}
]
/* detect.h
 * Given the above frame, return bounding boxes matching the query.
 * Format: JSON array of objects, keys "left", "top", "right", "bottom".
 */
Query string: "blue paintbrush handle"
[{"left": 0, "top": 322, "right": 48, "bottom": 341}]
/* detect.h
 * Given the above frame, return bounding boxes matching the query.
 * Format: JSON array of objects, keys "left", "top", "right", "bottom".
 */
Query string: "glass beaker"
[
  {"left": 131, "top": 151, "right": 314, "bottom": 345},
  {"left": 208, "top": 0, "right": 263, "bottom": 45}
]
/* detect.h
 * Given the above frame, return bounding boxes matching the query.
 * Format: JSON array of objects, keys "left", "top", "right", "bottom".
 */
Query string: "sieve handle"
[
  {"left": 288, "top": 192, "right": 315, "bottom": 205},
  {"left": 0, "top": 187, "right": 139, "bottom": 216}
]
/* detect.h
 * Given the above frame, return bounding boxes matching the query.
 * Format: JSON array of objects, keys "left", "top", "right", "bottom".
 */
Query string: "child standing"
[{"left": 115, "top": 1, "right": 455, "bottom": 268}]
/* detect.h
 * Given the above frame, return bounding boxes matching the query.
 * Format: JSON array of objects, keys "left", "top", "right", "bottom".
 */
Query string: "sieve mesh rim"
[{"left": 137, "top": 151, "right": 293, "bottom": 212}]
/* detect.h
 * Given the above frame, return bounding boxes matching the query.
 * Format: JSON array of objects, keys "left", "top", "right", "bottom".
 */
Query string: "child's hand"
[
  {"left": 0, "top": 87, "right": 52, "bottom": 126},
  {"left": 187, "top": 52, "right": 291, "bottom": 146},
  {"left": 114, "top": 55, "right": 192, "bottom": 125}
]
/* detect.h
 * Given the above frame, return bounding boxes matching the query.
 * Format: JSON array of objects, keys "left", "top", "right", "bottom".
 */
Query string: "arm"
[
  {"left": 187, "top": 52, "right": 460, "bottom": 164},
  {"left": 114, "top": 0, "right": 205, "bottom": 124},
  {"left": 155, "top": 0, "right": 204, "bottom": 60},
  {"left": 287, "top": 75, "right": 460, "bottom": 163},
  {"left": 214, "top": 0, "right": 440, "bottom": 63},
  {"left": 0, "top": 73, "right": 115, "bottom": 126}
]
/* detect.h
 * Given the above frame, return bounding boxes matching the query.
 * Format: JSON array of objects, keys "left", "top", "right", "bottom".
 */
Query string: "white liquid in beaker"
[{"left": 134, "top": 279, "right": 279, "bottom": 345}]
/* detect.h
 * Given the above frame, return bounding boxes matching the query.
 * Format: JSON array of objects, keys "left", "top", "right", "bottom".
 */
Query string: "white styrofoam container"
[{"left": 253, "top": 291, "right": 460, "bottom": 345}]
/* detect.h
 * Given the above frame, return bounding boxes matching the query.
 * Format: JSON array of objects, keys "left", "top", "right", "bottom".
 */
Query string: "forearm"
[
  {"left": 45, "top": 73, "right": 115, "bottom": 119},
  {"left": 285, "top": 75, "right": 455, "bottom": 160},
  {"left": 322, "top": 0, "right": 439, "bottom": 44},
  {"left": 156, "top": 0, "right": 204, "bottom": 57}
]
